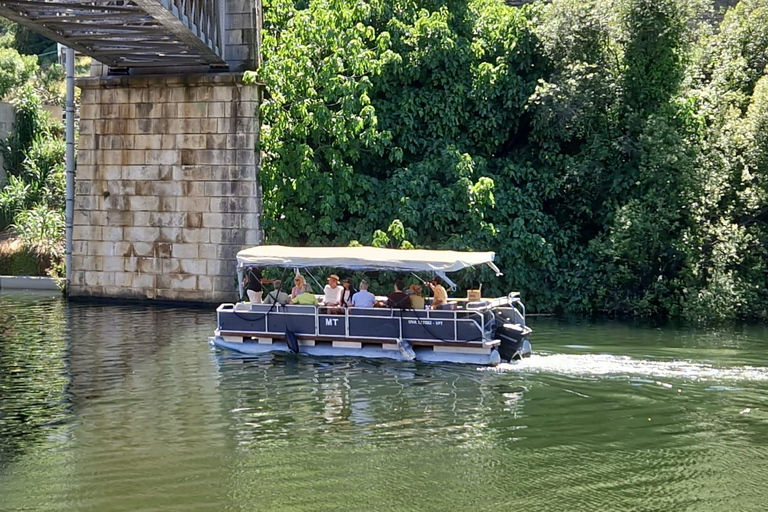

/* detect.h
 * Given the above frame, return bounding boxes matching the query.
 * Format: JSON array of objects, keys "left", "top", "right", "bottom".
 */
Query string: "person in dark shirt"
[
  {"left": 386, "top": 279, "right": 411, "bottom": 309},
  {"left": 340, "top": 278, "right": 355, "bottom": 307},
  {"left": 243, "top": 267, "right": 271, "bottom": 304}
]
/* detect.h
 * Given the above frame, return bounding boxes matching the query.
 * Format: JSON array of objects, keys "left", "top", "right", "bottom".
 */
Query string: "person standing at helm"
[
  {"left": 427, "top": 276, "right": 448, "bottom": 309},
  {"left": 323, "top": 274, "right": 343, "bottom": 306},
  {"left": 243, "top": 266, "right": 272, "bottom": 304}
]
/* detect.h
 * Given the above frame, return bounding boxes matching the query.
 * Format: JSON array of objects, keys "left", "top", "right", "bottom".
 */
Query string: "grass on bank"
[{"left": 0, "top": 230, "right": 55, "bottom": 277}]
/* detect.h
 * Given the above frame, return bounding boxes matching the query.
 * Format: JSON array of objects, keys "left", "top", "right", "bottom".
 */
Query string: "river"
[{"left": 1, "top": 292, "right": 767, "bottom": 511}]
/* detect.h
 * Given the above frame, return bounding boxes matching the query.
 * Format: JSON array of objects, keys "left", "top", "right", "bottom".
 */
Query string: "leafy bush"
[
  {"left": 1, "top": 86, "right": 53, "bottom": 178},
  {"left": 0, "top": 47, "right": 37, "bottom": 99},
  {"left": 12, "top": 204, "right": 64, "bottom": 259},
  {"left": 0, "top": 83, "right": 65, "bottom": 274},
  {"left": 0, "top": 174, "right": 33, "bottom": 221},
  {"left": 257, "top": 0, "right": 768, "bottom": 321}
]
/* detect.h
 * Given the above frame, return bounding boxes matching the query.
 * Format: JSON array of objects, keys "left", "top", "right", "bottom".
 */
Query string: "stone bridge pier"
[
  {"left": 0, "top": 0, "right": 264, "bottom": 303},
  {"left": 71, "top": 74, "right": 260, "bottom": 303}
]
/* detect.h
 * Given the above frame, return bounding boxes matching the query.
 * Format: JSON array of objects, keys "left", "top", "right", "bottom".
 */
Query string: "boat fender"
[
  {"left": 489, "top": 348, "right": 501, "bottom": 367},
  {"left": 397, "top": 338, "right": 416, "bottom": 361},
  {"left": 285, "top": 329, "right": 300, "bottom": 354}
]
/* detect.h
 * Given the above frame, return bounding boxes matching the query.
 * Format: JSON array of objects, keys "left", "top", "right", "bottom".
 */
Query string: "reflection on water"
[
  {"left": 0, "top": 294, "right": 69, "bottom": 466},
  {"left": 1, "top": 295, "right": 768, "bottom": 510}
]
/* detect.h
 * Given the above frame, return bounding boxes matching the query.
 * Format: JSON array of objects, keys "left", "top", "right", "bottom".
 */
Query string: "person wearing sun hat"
[{"left": 323, "top": 274, "right": 343, "bottom": 306}]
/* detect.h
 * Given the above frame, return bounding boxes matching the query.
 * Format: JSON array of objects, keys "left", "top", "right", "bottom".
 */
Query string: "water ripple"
[
  {"left": 1, "top": 298, "right": 767, "bottom": 511},
  {"left": 493, "top": 353, "right": 768, "bottom": 382}
]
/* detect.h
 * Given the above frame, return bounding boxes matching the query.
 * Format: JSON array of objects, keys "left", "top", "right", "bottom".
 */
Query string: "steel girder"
[{"left": 0, "top": 0, "right": 226, "bottom": 68}]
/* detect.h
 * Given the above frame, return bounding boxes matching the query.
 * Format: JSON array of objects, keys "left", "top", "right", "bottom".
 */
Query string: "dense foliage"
[
  {"left": 0, "top": 26, "right": 66, "bottom": 275},
  {"left": 255, "top": 0, "right": 768, "bottom": 320}
]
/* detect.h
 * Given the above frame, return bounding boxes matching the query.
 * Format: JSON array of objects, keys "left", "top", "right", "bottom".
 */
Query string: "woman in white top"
[{"left": 323, "top": 274, "right": 343, "bottom": 306}]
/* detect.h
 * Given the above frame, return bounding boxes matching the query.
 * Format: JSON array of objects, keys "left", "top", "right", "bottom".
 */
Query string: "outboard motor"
[{"left": 495, "top": 323, "right": 532, "bottom": 361}]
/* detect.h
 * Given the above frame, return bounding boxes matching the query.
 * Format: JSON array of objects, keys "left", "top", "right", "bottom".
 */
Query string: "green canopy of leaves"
[{"left": 257, "top": 0, "right": 768, "bottom": 321}]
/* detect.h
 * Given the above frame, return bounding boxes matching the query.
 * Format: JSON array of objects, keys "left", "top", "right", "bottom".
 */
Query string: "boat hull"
[{"left": 209, "top": 336, "right": 502, "bottom": 366}]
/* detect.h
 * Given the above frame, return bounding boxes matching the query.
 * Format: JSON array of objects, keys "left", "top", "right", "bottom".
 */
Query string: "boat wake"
[{"left": 491, "top": 353, "right": 768, "bottom": 382}]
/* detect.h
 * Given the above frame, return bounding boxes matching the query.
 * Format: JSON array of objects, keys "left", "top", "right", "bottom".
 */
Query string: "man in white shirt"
[
  {"left": 350, "top": 280, "right": 376, "bottom": 308},
  {"left": 323, "top": 274, "right": 343, "bottom": 306}
]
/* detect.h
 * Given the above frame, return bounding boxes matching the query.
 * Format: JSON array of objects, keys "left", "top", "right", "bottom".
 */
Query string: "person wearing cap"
[
  {"left": 323, "top": 274, "right": 343, "bottom": 306},
  {"left": 265, "top": 279, "right": 290, "bottom": 305}
]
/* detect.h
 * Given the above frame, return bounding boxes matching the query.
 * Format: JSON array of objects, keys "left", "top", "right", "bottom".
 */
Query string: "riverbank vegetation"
[
  {"left": 255, "top": 0, "right": 768, "bottom": 321},
  {"left": 0, "top": 21, "right": 66, "bottom": 278}
]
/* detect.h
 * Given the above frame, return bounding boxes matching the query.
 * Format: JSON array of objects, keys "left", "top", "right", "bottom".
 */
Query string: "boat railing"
[
  {"left": 506, "top": 292, "right": 526, "bottom": 326},
  {"left": 217, "top": 303, "right": 489, "bottom": 344}
]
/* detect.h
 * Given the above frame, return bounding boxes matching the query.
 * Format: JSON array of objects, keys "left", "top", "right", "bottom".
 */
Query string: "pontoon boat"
[{"left": 209, "top": 246, "right": 532, "bottom": 366}]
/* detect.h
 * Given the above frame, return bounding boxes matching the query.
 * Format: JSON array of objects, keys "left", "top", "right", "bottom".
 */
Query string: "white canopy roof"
[{"left": 236, "top": 245, "right": 500, "bottom": 274}]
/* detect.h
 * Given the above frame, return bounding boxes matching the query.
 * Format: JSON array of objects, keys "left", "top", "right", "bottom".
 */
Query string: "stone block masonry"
[{"left": 71, "top": 73, "right": 261, "bottom": 303}]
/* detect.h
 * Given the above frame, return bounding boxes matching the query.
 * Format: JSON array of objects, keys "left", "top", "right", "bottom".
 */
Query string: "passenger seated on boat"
[
  {"left": 340, "top": 278, "right": 355, "bottom": 307},
  {"left": 386, "top": 279, "right": 411, "bottom": 309},
  {"left": 291, "top": 275, "right": 306, "bottom": 299},
  {"left": 265, "top": 279, "right": 290, "bottom": 305},
  {"left": 323, "top": 274, "right": 343, "bottom": 306},
  {"left": 407, "top": 284, "right": 425, "bottom": 310},
  {"left": 290, "top": 284, "right": 318, "bottom": 305},
  {"left": 350, "top": 280, "right": 375, "bottom": 308},
  {"left": 427, "top": 276, "right": 448, "bottom": 309}
]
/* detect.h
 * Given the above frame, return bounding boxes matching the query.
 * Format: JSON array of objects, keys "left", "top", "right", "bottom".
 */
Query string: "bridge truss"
[{"left": 0, "top": 0, "right": 226, "bottom": 68}]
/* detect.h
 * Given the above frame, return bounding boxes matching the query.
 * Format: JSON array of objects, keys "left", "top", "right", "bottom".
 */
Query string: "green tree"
[{"left": 257, "top": 0, "right": 768, "bottom": 320}]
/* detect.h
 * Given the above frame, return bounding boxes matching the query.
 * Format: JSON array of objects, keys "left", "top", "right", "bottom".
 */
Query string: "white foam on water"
[{"left": 490, "top": 353, "right": 768, "bottom": 382}]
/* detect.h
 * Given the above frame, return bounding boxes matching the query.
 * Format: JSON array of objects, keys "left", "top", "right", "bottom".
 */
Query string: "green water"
[{"left": 1, "top": 293, "right": 768, "bottom": 511}]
